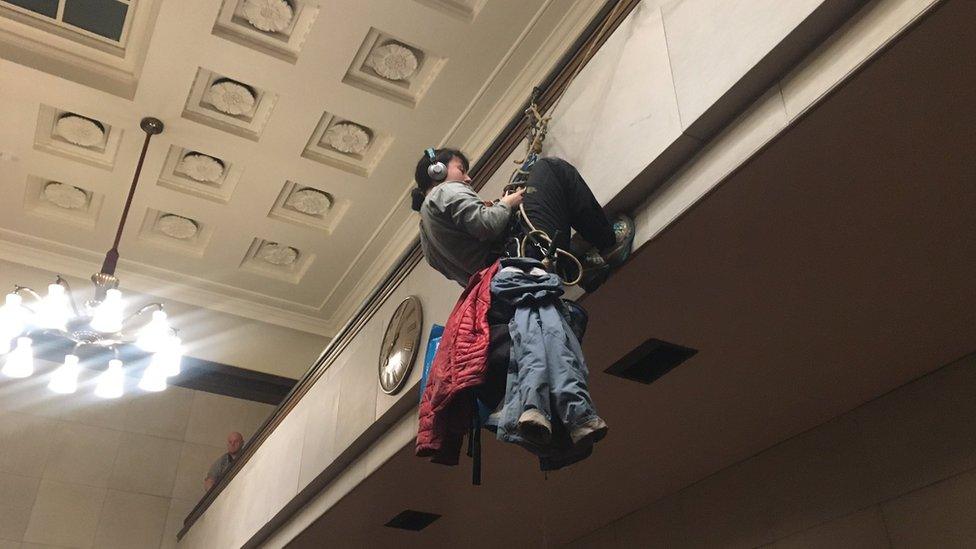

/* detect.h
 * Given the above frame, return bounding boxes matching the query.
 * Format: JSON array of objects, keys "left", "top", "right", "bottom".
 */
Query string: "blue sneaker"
[{"left": 600, "top": 214, "right": 635, "bottom": 268}]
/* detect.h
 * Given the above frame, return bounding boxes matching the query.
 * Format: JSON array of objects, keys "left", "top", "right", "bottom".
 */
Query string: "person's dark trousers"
[{"left": 520, "top": 157, "right": 615, "bottom": 254}]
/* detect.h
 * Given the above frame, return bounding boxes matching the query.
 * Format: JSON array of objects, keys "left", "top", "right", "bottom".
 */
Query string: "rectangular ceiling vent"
[
  {"left": 384, "top": 509, "right": 441, "bottom": 532},
  {"left": 605, "top": 338, "right": 697, "bottom": 384}
]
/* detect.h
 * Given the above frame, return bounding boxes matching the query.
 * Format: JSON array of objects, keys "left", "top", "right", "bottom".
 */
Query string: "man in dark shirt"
[{"left": 204, "top": 431, "right": 243, "bottom": 490}]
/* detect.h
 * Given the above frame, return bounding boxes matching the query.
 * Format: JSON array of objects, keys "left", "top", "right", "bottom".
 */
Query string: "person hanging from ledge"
[
  {"left": 412, "top": 147, "right": 634, "bottom": 472},
  {"left": 412, "top": 148, "right": 633, "bottom": 291}
]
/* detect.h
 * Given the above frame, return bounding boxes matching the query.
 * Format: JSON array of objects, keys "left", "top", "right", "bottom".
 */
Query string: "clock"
[{"left": 378, "top": 296, "right": 423, "bottom": 395}]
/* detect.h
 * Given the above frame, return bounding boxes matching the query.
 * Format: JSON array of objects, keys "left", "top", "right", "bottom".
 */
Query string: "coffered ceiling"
[{"left": 0, "top": 0, "right": 605, "bottom": 337}]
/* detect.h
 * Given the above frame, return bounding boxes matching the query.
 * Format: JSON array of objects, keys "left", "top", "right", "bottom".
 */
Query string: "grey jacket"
[{"left": 419, "top": 181, "right": 513, "bottom": 286}]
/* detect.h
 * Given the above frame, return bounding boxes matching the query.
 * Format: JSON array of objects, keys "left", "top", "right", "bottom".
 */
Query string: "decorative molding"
[
  {"left": 137, "top": 208, "right": 214, "bottom": 257},
  {"left": 23, "top": 176, "right": 105, "bottom": 229},
  {"left": 177, "top": 153, "right": 225, "bottom": 183},
  {"left": 212, "top": 0, "right": 320, "bottom": 63},
  {"left": 157, "top": 145, "right": 244, "bottom": 204},
  {"left": 412, "top": 0, "right": 487, "bottom": 23},
  {"left": 301, "top": 111, "right": 393, "bottom": 177},
  {"left": 182, "top": 68, "right": 278, "bottom": 141},
  {"left": 54, "top": 114, "right": 106, "bottom": 147},
  {"left": 268, "top": 181, "right": 349, "bottom": 233},
  {"left": 0, "top": 228, "right": 336, "bottom": 336},
  {"left": 342, "top": 28, "right": 446, "bottom": 108},
  {"left": 240, "top": 238, "right": 315, "bottom": 284},
  {"left": 33, "top": 105, "right": 124, "bottom": 170}
]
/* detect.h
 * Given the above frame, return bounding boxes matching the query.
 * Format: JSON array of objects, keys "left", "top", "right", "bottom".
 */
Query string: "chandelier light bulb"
[
  {"left": 90, "top": 289, "right": 124, "bottom": 333},
  {"left": 48, "top": 354, "right": 81, "bottom": 394},
  {"left": 2, "top": 337, "right": 34, "bottom": 378},
  {"left": 138, "top": 361, "right": 168, "bottom": 392},
  {"left": 0, "top": 293, "right": 27, "bottom": 346},
  {"left": 136, "top": 310, "right": 171, "bottom": 352},
  {"left": 36, "top": 283, "right": 73, "bottom": 330},
  {"left": 157, "top": 336, "right": 184, "bottom": 377},
  {"left": 94, "top": 358, "right": 124, "bottom": 399}
]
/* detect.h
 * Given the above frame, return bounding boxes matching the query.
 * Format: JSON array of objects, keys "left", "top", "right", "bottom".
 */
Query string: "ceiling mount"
[{"left": 140, "top": 116, "right": 164, "bottom": 134}]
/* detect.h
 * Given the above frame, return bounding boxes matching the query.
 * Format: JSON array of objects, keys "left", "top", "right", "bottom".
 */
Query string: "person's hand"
[{"left": 500, "top": 187, "right": 525, "bottom": 208}]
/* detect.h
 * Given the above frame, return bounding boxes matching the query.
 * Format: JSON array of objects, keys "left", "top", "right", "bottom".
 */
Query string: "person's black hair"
[{"left": 411, "top": 148, "right": 469, "bottom": 211}]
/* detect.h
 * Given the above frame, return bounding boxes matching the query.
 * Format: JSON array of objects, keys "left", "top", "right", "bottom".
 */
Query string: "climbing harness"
[
  {"left": 502, "top": 92, "right": 584, "bottom": 286},
  {"left": 502, "top": 0, "right": 631, "bottom": 287}
]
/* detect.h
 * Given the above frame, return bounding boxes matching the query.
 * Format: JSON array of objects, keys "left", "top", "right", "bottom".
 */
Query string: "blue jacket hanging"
[{"left": 486, "top": 257, "right": 607, "bottom": 471}]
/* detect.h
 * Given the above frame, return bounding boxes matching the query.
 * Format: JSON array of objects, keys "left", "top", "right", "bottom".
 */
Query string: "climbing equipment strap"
[
  {"left": 503, "top": 94, "right": 583, "bottom": 286},
  {"left": 502, "top": 0, "right": 632, "bottom": 286}
]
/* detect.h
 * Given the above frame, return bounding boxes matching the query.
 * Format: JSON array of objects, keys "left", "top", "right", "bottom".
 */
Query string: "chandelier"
[{"left": 0, "top": 117, "right": 182, "bottom": 398}]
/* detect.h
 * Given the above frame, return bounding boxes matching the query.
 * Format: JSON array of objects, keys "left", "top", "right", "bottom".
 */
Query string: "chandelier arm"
[
  {"left": 54, "top": 275, "right": 82, "bottom": 318},
  {"left": 121, "top": 303, "right": 164, "bottom": 327},
  {"left": 12, "top": 286, "right": 41, "bottom": 313},
  {"left": 13, "top": 285, "right": 41, "bottom": 301}
]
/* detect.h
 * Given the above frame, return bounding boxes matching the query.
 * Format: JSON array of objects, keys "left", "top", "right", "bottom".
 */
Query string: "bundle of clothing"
[{"left": 416, "top": 257, "right": 607, "bottom": 473}]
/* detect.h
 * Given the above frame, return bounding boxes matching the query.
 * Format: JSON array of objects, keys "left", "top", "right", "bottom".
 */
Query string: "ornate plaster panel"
[
  {"left": 157, "top": 146, "right": 244, "bottom": 204},
  {"left": 182, "top": 68, "right": 278, "bottom": 141},
  {"left": 23, "top": 176, "right": 104, "bottom": 229},
  {"left": 240, "top": 238, "right": 315, "bottom": 284},
  {"left": 342, "top": 28, "right": 446, "bottom": 108},
  {"left": 301, "top": 112, "right": 392, "bottom": 176},
  {"left": 33, "top": 105, "right": 123, "bottom": 170},
  {"left": 212, "top": 0, "right": 320, "bottom": 63},
  {"left": 137, "top": 209, "right": 214, "bottom": 257},
  {"left": 268, "top": 181, "right": 349, "bottom": 233}
]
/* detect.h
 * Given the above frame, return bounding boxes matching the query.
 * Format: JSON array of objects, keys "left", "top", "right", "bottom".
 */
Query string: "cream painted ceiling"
[{"left": 0, "top": 0, "right": 605, "bottom": 337}]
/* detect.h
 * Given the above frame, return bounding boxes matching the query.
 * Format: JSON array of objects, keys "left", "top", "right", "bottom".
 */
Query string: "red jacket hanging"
[{"left": 416, "top": 261, "right": 499, "bottom": 465}]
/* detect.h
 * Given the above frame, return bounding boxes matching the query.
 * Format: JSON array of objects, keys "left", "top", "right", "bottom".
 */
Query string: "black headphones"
[{"left": 425, "top": 148, "right": 447, "bottom": 182}]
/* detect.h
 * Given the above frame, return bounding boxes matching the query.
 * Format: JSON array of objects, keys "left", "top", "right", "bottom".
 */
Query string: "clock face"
[{"left": 378, "top": 296, "right": 423, "bottom": 395}]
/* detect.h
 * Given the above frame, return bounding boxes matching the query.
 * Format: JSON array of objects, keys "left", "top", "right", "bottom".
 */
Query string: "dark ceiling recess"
[
  {"left": 63, "top": 0, "right": 128, "bottom": 41},
  {"left": 605, "top": 338, "right": 698, "bottom": 384},
  {"left": 384, "top": 510, "right": 441, "bottom": 532},
  {"left": 4, "top": 0, "right": 56, "bottom": 18}
]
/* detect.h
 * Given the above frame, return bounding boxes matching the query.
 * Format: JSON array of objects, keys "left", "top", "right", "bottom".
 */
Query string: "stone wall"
[
  {"left": 565, "top": 352, "right": 976, "bottom": 548},
  {"left": 0, "top": 363, "right": 273, "bottom": 549}
]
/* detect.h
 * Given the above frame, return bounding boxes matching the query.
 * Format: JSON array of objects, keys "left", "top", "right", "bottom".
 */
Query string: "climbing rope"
[
  {"left": 505, "top": 0, "right": 631, "bottom": 286},
  {"left": 502, "top": 92, "right": 584, "bottom": 285}
]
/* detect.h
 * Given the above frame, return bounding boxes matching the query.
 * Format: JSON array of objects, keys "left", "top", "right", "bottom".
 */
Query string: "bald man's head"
[{"left": 227, "top": 431, "right": 244, "bottom": 457}]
